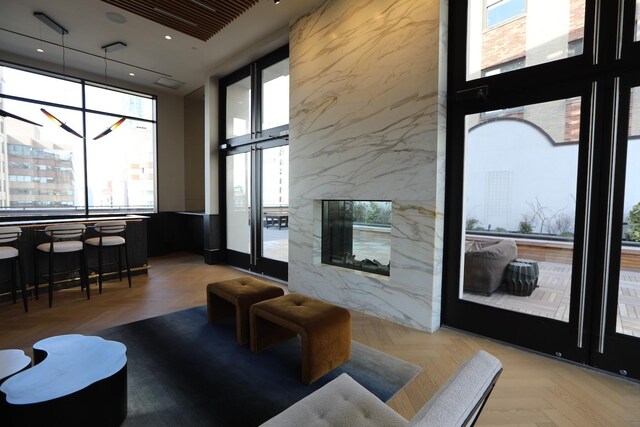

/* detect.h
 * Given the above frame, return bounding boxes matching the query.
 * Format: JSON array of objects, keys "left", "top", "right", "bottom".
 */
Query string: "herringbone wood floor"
[{"left": 1, "top": 253, "right": 639, "bottom": 426}]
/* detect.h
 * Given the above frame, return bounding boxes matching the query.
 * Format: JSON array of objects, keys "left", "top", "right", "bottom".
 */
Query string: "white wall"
[
  {"left": 288, "top": 0, "right": 447, "bottom": 332},
  {"left": 465, "top": 120, "right": 640, "bottom": 232},
  {"left": 465, "top": 119, "right": 578, "bottom": 232},
  {"left": 156, "top": 92, "right": 185, "bottom": 212},
  {"left": 184, "top": 87, "right": 205, "bottom": 212}
]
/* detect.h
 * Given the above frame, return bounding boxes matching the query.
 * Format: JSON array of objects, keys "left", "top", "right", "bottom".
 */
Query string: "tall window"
[{"left": 0, "top": 64, "right": 156, "bottom": 215}]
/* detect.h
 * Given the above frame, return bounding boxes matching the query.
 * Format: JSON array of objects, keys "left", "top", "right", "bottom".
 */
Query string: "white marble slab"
[{"left": 288, "top": 0, "right": 447, "bottom": 332}]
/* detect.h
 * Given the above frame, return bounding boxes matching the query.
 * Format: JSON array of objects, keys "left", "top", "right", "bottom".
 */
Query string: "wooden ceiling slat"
[
  {"left": 101, "top": 0, "right": 259, "bottom": 41},
  {"left": 153, "top": 0, "right": 227, "bottom": 31},
  {"left": 104, "top": 0, "right": 212, "bottom": 40}
]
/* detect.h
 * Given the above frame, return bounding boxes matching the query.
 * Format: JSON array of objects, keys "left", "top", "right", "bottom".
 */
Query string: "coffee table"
[
  {"left": 0, "top": 334, "right": 127, "bottom": 426},
  {"left": 0, "top": 350, "right": 30, "bottom": 385}
]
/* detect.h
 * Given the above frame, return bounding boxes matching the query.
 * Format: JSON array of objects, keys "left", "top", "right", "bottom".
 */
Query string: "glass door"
[
  {"left": 461, "top": 97, "right": 582, "bottom": 324},
  {"left": 220, "top": 46, "right": 289, "bottom": 281},
  {"left": 590, "top": 80, "right": 640, "bottom": 378},
  {"left": 224, "top": 144, "right": 288, "bottom": 279},
  {"left": 445, "top": 0, "right": 640, "bottom": 379},
  {"left": 446, "top": 91, "right": 590, "bottom": 361},
  {"left": 225, "top": 151, "right": 251, "bottom": 267},
  {"left": 260, "top": 145, "right": 289, "bottom": 272}
]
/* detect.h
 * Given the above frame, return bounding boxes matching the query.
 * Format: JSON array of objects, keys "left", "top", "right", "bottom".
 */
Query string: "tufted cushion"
[
  {"left": 260, "top": 373, "right": 407, "bottom": 427},
  {"left": 252, "top": 293, "right": 350, "bottom": 333}
]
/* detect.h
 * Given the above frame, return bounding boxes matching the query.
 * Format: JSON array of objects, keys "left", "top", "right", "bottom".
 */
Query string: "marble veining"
[{"left": 289, "top": 0, "right": 446, "bottom": 332}]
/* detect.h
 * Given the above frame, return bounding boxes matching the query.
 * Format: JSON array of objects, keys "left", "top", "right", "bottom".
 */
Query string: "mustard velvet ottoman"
[
  {"left": 206, "top": 276, "right": 284, "bottom": 345},
  {"left": 250, "top": 294, "right": 352, "bottom": 384}
]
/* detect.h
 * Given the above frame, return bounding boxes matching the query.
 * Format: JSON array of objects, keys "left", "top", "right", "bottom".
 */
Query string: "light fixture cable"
[{"left": 61, "top": 33, "right": 66, "bottom": 75}]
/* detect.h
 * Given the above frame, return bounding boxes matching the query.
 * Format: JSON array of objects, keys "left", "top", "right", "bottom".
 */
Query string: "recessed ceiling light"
[
  {"left": 154, "top": 77, "right": 185, "bottom": 90},
  {"left": 165, "top": 35, "right": 172, "bottom": 40},
  {"left": 106, "top": 12, "right": 127, "bottom": 24},
  {"left": 36, "top": 48, "right": 44, "bottom": 53},
  {"left": 129, "top": 72, "right": 135, "bottom": 76}
]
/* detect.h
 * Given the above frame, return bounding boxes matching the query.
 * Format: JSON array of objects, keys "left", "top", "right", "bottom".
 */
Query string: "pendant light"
[
  {"left": 93, "top": 117, "right": 126, "bottom": 140},
  {"left": 0, "top": 109, "right": 42, "bottom": 127},
  {"left": 92, "top": 42, "right": 128, "bottom": 141},
  {"left": 41, "top": 108, "right": 83, "bottom": 138}
]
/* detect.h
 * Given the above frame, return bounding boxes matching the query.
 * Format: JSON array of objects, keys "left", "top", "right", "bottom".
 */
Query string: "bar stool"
[
  {"left": 85, "top": 221, "right": 131, "bottom": 294},
  {"left": 0, "top": 227, "right": 27, "bottom": 312},
  {"left": 34, "top": 224, "right": 89, "bottom": 308}
]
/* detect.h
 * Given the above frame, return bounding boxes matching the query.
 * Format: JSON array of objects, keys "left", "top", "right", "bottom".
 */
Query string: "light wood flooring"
[{"left": 1, "top": 253, "right": 640, "bottom": 426}]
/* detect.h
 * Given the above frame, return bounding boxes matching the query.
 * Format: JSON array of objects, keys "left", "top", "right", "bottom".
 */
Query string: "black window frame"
[
  {"left": 0, "top": 60, "right": 158, "bottom": 218},
  {"left": 445, "top": 0, "right": 640, "bottom": 379},
  {"left": 219, "top": 45, "right": 290, "bottom": 150}
]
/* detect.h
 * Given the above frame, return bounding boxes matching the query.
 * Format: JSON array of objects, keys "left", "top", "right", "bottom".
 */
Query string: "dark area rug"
[{"left": 97, "top": 306, "right": 421, "bottom": 427}]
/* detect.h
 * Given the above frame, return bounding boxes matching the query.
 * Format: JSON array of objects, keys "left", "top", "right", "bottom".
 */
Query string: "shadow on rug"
[{"left": 97, "top": 306, "right": 421, "bottom": 427}]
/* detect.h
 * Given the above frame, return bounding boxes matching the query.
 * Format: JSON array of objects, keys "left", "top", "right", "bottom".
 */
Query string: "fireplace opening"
[{"left": 322, "top": 200, "right": 391, "bottom": 276}]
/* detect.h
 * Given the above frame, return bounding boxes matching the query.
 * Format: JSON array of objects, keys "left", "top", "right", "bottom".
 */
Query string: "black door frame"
[
  {"left": 219, "top": 46, "right": 290, "bottom": 281},
  {"left": 443, "top": 0, "right": 640, "bottom": 380}
]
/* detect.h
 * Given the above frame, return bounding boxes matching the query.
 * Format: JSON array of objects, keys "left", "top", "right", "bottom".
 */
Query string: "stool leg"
[
  {"left": 10, "top": 260, "right": 17, "bottom": 304},
  {"left": 48, "top": 249, "right": 54, "bottom": 308},
  {"left": 98, "top": 245, "right": 103, "bottom": 294},
  {"left": 117, "top": 246, "right": 123, "bottom": 282},
  {"left": 17, "top": 256, "right": 28, "bottom": 313},
  {"left": 124, "top": 242, "right": 131, "bottom": 288},
  {"left": 82, "top": 250, "right": 90, "bottom": 300},
  {"left": 34, "top": 250, "right": 39, "bottom": 301}
]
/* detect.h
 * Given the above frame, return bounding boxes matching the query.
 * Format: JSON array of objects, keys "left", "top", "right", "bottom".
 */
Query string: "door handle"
[{"left": 598, "top": 77, "right": 621, "bottom": 353}]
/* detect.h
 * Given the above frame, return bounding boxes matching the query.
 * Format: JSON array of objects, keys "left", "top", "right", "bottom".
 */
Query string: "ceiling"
[
  {"left": 0, "top": 0, "right": 324, "bottom": 96},
  {"left": 101, "top": 0, "right": 259, "bottom": 42}
]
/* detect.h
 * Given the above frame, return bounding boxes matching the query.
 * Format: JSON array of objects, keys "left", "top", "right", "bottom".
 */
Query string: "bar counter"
[{"left": 0, "top": 215, "right": 148, "bottom": 301}]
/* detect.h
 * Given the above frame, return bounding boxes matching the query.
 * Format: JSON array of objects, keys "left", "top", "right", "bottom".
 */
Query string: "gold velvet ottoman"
[
  {"left": 250, "top": 293, "right": 351, "bottom": 384},
  {"left": 206, "top": 276, "right": 284, "bottom": 345}
]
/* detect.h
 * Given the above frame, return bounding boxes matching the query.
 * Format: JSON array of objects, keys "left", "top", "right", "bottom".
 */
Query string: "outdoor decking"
[
  {"left": 463, "top": 260, "right": 640, "bottom": 337},
  {"left": 263, "top": 227, "right": 640, "bottom": 337}
]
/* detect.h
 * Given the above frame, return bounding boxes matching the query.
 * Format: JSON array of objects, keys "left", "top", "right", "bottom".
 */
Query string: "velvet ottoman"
[
  {"left": 250, "top": 293, "right": 351, "bottom": 384},
  {"left": 206, "top": 276, "right": 284, "bottom": 345}
]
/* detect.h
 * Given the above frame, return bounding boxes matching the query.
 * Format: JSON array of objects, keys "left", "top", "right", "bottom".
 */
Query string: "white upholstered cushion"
[
  {"left": 0, "top": 227, "right": 21, "bottom": 244},
  {"left": 36, "top": 241, "right": 83, "bottom": 253},
  {"left": 85, "top": 236, "right": 125, "bottom": 247},
  {"left": 0, "top": 246, "right": 19, "bottom": 260},
  {"left": 261, "top": 350, "right": 502, "bottom": 427},
  {"left": 260, "top": 373, "right": 408, "bottom": 427},
  {"left": 409, "top": 350, "right": 502, "bottom": 427}
]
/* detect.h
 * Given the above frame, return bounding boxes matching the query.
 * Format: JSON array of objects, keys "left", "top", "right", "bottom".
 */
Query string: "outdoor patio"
[
  {"left": 262, "top": 226, "right": 640, "bottom": 338},
  {"left": 463, "top": 261, "right": 640, "bottom": 337}
]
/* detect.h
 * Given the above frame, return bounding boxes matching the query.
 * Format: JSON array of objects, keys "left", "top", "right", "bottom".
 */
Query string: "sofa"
[
  {"left": 463, "top": 239, "right": 517, "bottom": 295},
  {"left": 260, "top": 350, "right": 502, "bottom": 427}
]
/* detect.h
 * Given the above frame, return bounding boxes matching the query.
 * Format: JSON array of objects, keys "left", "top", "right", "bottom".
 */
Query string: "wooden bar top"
[{"left": 0, "top": 215, "right": 148, "bottom": 228}]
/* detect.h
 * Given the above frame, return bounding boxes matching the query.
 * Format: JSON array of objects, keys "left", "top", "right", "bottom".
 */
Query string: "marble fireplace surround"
[{"left": 288, "top": 0, "right": 446, "bottom": 332}]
